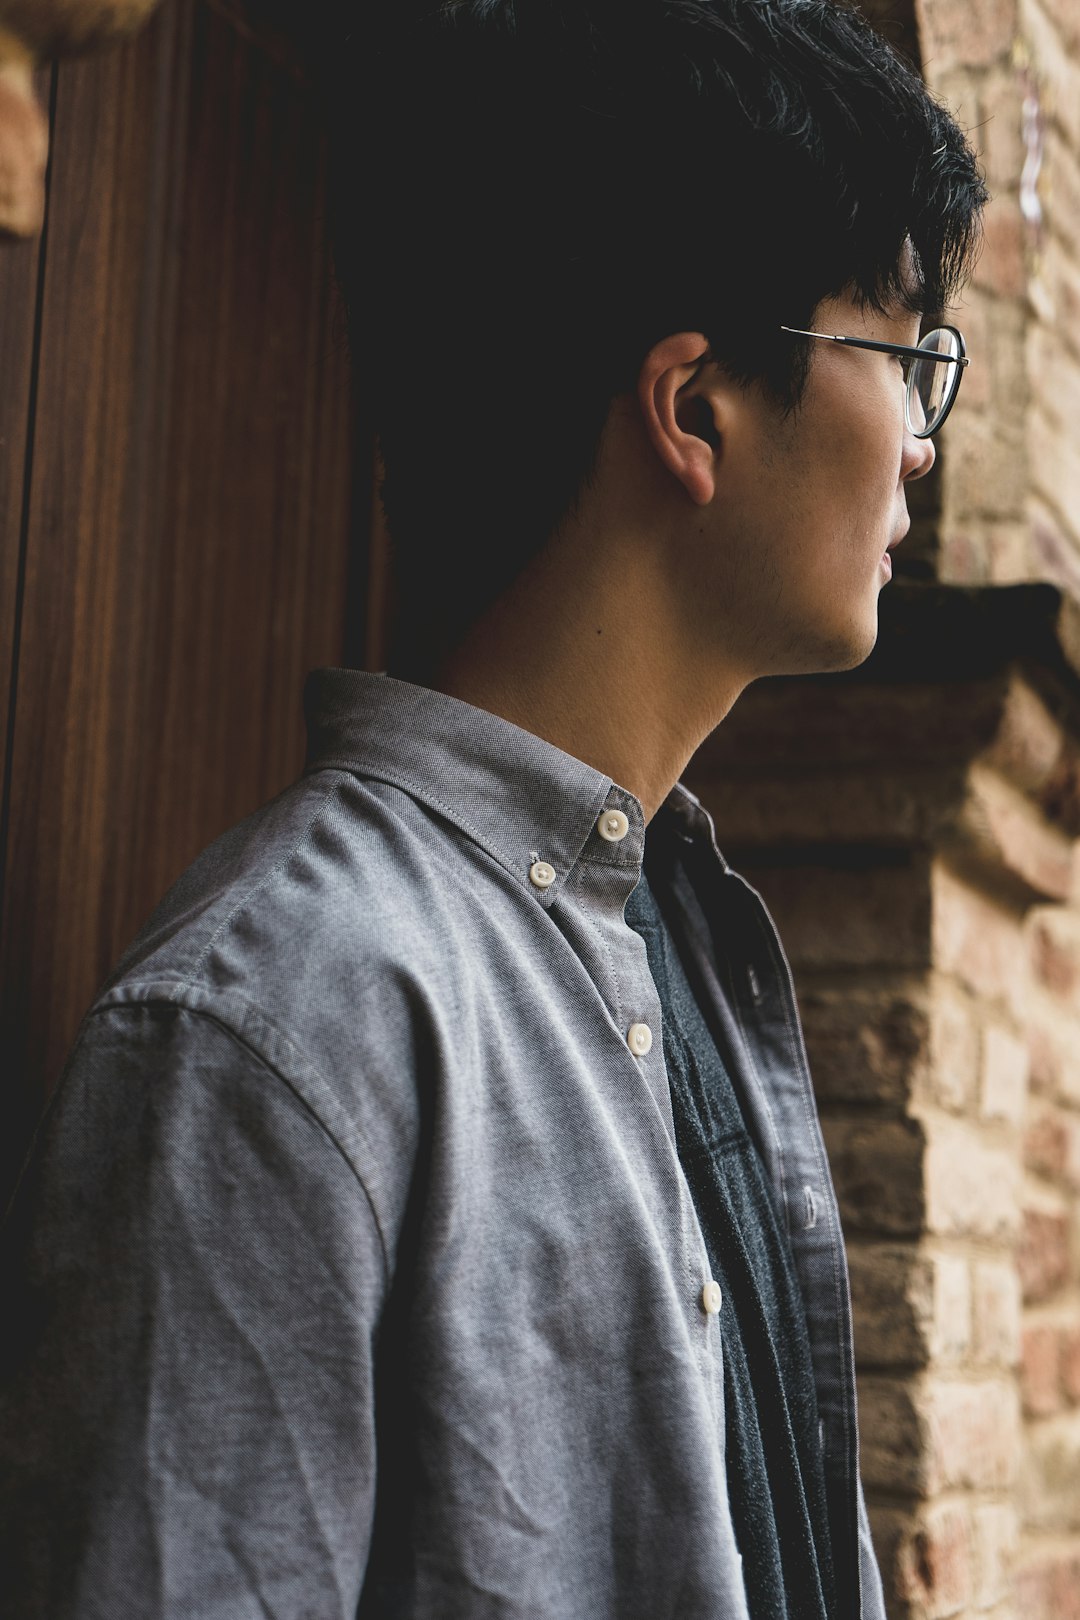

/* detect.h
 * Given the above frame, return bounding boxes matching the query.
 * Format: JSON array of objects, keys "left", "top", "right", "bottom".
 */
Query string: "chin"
[{"left": 797, "top": 611, "right": 879, "bottom": 675}]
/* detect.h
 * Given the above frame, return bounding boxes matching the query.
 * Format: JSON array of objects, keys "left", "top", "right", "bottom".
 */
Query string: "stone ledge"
[{"left": 688, "top": 585, "right": 1080, "bottom": 905}]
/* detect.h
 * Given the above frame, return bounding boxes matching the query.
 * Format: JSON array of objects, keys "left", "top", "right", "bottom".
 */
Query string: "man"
[{"left": 0, "top": 2, "right": 985, "bottom": 1615}]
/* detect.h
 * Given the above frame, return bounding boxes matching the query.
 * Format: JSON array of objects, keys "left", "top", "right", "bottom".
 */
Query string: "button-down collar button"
[
  {"left": 627, "top": 1022, "right": 653, "bottom": 1057},
  {"left": 529, "top": 860, "right": 557, "bottom": 890},
  {"left": 701, "top": 1280, "right": 723, "bottom": 1315},
  {"left": 597, "top": 808, "right": 630, "bottom": 843}
]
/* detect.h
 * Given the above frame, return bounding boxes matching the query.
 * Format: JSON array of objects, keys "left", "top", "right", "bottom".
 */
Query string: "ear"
[{"left": 636, "top": 331, "right": 732, "bottom": 507}]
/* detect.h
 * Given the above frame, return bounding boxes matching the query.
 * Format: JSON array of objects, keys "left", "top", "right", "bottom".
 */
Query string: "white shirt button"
[
  {"left": 627, "top": 1022, "right": 652, "bottom": 1056},
  {"left": 597, "top": 809, "right": 630, "bottom": 842},
  {"left": 701, "top": 1280, "right": 723, "bottom": 1315},
  {"left": 528, "top": 860, "right": 556, "bottom": 890}
]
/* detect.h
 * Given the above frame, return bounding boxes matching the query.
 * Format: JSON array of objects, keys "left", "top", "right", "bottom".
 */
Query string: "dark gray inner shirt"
[{"left": 626, "top": 849, "right": 836, "bottom": 1620}]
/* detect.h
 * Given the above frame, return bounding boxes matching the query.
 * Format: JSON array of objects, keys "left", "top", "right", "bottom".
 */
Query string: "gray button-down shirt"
[{"left": 0, "top": 668, "right": 886, "bottom": 1619}]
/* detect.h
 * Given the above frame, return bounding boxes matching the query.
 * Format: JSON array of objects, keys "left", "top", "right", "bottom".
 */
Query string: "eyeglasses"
[{"left": 779, "top": 323, "right": 969, "bottom": 438}]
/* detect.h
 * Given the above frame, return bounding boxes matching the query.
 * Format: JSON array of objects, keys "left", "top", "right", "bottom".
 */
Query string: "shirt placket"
[{"left": 563, "top": 787, "right": 729, "bottom": 1413}]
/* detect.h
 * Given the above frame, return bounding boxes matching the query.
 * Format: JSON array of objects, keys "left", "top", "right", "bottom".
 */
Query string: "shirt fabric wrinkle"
[{"left": 0, "top": 665, "right": 885, "bottom": 1620}]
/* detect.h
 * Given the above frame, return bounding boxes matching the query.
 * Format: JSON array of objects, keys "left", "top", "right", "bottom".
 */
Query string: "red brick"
[
  {"left": 848, "top": 1243, "right": 934, "bottom": 1369},
  {"left": 981, "top": 676, "right": 1067, "bottom": 800},
  {"left": 941, "top": 524, "right": 990, "bottom": 585},
  {"left": 1031, "top": 321, "right": 1080, "bottom": 437},
  {"left": 980, "top": 1021, "right": 1028, "bottom": 1125},
  {"left": 933, "top": 863, "right": 1028, "bottom": 1018},
  {"left": 951, "top": 292, "right": 995, "bottom": 411},
  {"left": 1029, "top": 1022, "right": 1080, "bottom": 1108},
  {"left": 1048, "top": 242, "right": 1080, "bottom": 351},
  {"left": 1026, "top": 1110, "right": 1070, "bottom": 1181},
  {"left": 1061, "top": 1323, "right": 1080, "bottom": 1405},
  {"left": 1014, "top": 1552, "right": 1080, "bottom": 1620},
  {"left": 962, "top": 765, "right": 1075, "bottom": 904},
  {"left": 1018, "top": 1205, "right": 1071, "bottom": 1303},
  {"left": 1024, "top": 0, "right": 1080, "bottom": 150},
  {"left": 858, "top": 1376, "right": 927, "bottom": 1494},
  {"left": 895, "top": 1501, "right": 973, "bottom": 1617},
  {"left": 1022, "top": 1321, "right": 1063, "bottom": 1417},
  {"left": 820, "top": 1116, "right": 926, "bottom": 1238},
  {"left": 977, "top": 66, "right": 1026, "bottom": 193},
  {"left": 980, "top": 293, "right": 1028, "bottom": 457},
  {"left": 924, "top": 1377, "right": 1019, "bottom": 1492},
  {"left": 1064, "top": 1113, "right": 1080, "bottom": 1192},
  {"left": 1031, "top": 1024, "right": 1064, "bottom": 1097},
  {"left": 947, "top": 411, "right": 1027, "bottom": 528},
  {"left": 975, "top": 196, "right": 1029, "bottom": 299},
  {"left": 1045, "top": 127, "right": 1080, "bottom": 262},
  {"left": 928, "top": 1252, "right": 972, "bottom": 1364},
  {"left": 1037, "top": 329, "right": 1076, "bottom": 427},
  {"left": 1040, "top": 0, "right": 1080, "bottom": 51},
  {"left": 972, "top": 1257, "right": 1021, "bottom": 1368},
  {"left": 928, "top": 985, "right": 979, "bottom": 1114},
  {"left": 1032, "top": 510, "right": 1080, "bottom": 604},
  {"left": 925, "top": 1121, "right": 1018, "bottom": 1243},
  {"left": 1058, "top": 1045, "right": 1080, "bottom": 1111},
  {"left": 798, "top": 985, "right": 930, "bottom": 1109},
  {"left": 1022, "top": 1411, "right": 1080, "bottom": 1533},
  {"left": 916, "top": 0, "right": 1018, "bottom": 74},
  {"left": 1031, "top": 914, "right": 1080, "bottom": 997},
  {"left": 971, "top": 1502, "right": 1018, "bottom": 1609},
  {"left": 987, "top": 517, "right": 1036, "bottom": 581}
]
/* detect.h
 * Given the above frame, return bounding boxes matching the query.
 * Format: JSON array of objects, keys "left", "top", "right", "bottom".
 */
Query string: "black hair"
[{"left": 323, "top": 0, "right": 986, "bottom": 672}]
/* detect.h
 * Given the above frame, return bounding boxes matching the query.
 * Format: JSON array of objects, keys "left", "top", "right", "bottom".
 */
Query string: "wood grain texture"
[
  {"left": 0, "top": 73, "right": 48, "bottom": 843},
  {"left": 0, "top": 0, "right": 361, "bottom": 1198}
]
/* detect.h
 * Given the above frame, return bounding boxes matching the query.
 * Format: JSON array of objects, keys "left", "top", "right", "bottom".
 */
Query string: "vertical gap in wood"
[
  {"left": 0, "top": 62, "right": 59, "bottom": 949},
  {"left": 120, "top": 0, "right": 190, "bottom": 940}
]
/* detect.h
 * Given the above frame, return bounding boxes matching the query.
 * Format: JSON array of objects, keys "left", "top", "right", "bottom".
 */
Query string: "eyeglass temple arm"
[{"left": 778, "top": 326, "right": 969, "bottom": 367}]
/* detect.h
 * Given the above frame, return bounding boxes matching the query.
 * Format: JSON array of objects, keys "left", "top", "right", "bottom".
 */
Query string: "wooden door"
[{"left": 0, "top": 0, "right": 367, "bottom": 1201}]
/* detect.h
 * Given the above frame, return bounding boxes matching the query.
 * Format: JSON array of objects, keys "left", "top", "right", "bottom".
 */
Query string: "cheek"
[
  {"left": 800, "top": 400, "right": 898, "bottom": 522},
  {"left": 841, "top": 413, "right": 906, "bottom": 531}
]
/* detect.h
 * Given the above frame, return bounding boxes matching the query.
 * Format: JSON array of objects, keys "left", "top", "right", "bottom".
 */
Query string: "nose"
[{"left": 902, "top": 427, "right": 936, "bottom": 483}]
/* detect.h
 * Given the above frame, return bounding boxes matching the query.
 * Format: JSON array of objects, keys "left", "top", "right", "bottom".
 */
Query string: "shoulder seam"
[{"left": 84, "top": 996, "right": 392, "bottom": 1284}]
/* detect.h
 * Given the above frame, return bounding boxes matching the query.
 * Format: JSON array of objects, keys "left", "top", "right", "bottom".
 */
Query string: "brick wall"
[
  {"left": 922, "top": 0, "right": 1080, "bottom": 1611},
  {"left": 685, "top": 2, "right": 1080, "bottom": 1606}
]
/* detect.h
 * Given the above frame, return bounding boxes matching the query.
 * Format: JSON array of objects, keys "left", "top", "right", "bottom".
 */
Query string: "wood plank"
[
  {"left": 0, "top": 65, "right": 54, "bottom": 1196},
  {"left": 0, "top": 66, "right": 52, "bottom": 889},
  {"left": 0, "top": 0, "right": 359, "bottom": 1196}
]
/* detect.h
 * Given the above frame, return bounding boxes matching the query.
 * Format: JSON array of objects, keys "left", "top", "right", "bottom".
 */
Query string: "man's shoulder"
[
  {"left": 36, "top": 766, "right": 480, "bottom": 1257},
  {"left": 96, "top": 766, "right": 473, "bottom": 1063}
]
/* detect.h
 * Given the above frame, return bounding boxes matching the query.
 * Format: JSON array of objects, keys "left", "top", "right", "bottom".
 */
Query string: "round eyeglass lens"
[{"left": 907, "top": 327, "right": 962, "bottom": 437}]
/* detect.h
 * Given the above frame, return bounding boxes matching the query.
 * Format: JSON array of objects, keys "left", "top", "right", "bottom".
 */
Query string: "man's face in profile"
[{"left": 674, "top": 285, "right": 938, "bottom": 687}]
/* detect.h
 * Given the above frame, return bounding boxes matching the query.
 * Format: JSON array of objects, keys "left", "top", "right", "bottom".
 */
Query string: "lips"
[{"left": 886, "top": 523, "right": 910, "bottom": 554}]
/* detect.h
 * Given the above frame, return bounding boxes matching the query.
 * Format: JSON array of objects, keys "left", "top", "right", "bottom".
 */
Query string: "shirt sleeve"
[{"left": 0, "top": 1000, "right": 388, "bottom": 1619}]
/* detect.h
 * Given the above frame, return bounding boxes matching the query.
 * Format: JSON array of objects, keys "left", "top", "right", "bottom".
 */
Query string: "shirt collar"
[
  {"left": 303, "top": 668, "right": 727, "bottom": 901},
  {"left": 304, "top": 668, "right": 645, "bottom": 904}
]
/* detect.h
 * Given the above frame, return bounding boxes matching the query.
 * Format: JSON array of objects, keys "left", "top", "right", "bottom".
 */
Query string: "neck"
[{"left": 416, "top": 522, "right": 747, "bottom": 823}]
